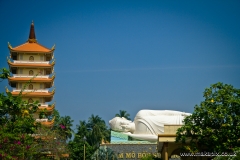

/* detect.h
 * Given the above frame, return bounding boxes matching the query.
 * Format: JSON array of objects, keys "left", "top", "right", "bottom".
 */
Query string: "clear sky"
[{"left": 0, "top": 0, "right": 240, "bottom": 129}]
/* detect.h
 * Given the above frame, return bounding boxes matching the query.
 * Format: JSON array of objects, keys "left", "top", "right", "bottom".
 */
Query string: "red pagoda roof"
[{"left": 11, "top": 42, "right": 52, "bottom": 52}]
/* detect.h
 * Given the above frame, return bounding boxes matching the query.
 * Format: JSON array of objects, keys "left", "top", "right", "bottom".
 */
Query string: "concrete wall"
[
  {"left": 164, "top": 125, "right": 182, "bottom": 134},
  {"left": 101, "top": 144, "right": 159, "bottom": 160}
]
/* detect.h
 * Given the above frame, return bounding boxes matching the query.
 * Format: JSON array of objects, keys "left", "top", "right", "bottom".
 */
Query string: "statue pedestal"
[{"left": 102, "top": 131, "right": 159, "bottom": 159}]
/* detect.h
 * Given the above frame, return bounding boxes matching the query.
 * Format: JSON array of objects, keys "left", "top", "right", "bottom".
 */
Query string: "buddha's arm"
[{"left": 124, "top": 132, "right": 158, "bottom": 142}]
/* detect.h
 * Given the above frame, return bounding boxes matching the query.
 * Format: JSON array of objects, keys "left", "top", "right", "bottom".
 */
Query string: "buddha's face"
[{"left": 109, "top": 117, "right": 132, "bottom": 132}]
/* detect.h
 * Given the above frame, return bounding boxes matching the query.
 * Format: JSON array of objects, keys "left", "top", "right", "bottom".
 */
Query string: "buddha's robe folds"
[
  {"left": 126, "top": 110, "right": 191, "bottom": 142},
  {"left": 134, "top": 110, "right": 190, "bottom": 135}
]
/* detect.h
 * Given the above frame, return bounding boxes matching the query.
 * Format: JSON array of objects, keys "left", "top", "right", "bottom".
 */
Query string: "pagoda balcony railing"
[
  {"left": 36, "top": 118, "right": 48, "bottom": 122},
  {"left": 38, "top": 103, "right": 49, "bottom": 107},
  {"left": 35, "top": 119, "right": 53, "bottom": 122},
  {"left": 13, "top": 60, "right": 49, "bottom": 64},
  {"left": 13, "top": 89, "right": 49, "bottom": 93},
  {"left": 30, "top": 134, "right": 43, "bottom": 136},
  {"left": 13, "top": 74, "right": 49, "bottom": 78}
]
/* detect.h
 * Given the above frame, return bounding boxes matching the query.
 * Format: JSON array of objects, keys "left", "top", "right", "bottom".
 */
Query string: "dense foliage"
[
  {"left": 51, "top": 109, "right": 74, "bottom": 140},
  {"left": 91, "top": 146, "right": 118, "bottom": 160},
  {"left": 69, "top": 114, "right": 110, "bottom": 159},
  {"left": 33, "top": 126, "right": 70, "bottom": 159},
  {"left": 0, "top": 68, "right": 72, "bottom": 159},
  {"left": 0, "top": 68, "right": 10, "bottom": 80},
  {"left": 176, "top": 82, "right": 240, "bottom": 153},
  {"left": 214, "top": 148, "right": 240, "bottom": 160},
  {"left": 0, "top": 68, "right": 40, "bottom": 159}
]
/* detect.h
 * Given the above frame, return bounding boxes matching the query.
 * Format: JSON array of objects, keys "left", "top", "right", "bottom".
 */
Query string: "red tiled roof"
[{"left": 11, "top": 42, "right": 51, "bottom": 52}]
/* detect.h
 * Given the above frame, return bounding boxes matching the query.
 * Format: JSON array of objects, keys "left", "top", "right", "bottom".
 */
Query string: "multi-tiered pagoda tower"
[{"left": 6, "top": 22, "right": 55, "bottom": 127}]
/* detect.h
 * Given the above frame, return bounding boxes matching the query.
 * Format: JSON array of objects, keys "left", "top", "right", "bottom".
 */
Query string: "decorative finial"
[
  {"left": 28, "top": 21, "right": 37, "bottom": 43},
  {"left": 8, "top": 42, "right": 12, "bottom": 49},
  {"left": 51, "top": 44, "right": 55, "bottom": 50}
]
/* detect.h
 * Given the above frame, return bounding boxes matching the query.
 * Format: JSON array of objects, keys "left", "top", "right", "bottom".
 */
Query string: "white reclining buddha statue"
[{"left": 109, "top": 110, "right": 191, "bottom": 142}]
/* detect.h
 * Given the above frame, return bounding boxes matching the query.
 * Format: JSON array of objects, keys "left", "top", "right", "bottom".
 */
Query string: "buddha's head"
[{"left": 109, "top": 117, "right": 133, "bottom": 132}]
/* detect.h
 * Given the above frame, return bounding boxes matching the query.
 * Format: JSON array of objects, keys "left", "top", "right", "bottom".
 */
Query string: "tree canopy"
[
  {"left": 115, "top": 110, "right": 131, "bottom": 120},
  {"left": 0, "top": 68, "right": 72, "bottom": 159},
  {"left": 176, "top": 82, "right": 240, "bottom": 153},
  {"left": 69, "top": 114, "right": 110, "bottom": 159},
  {"left": 0, "top": 68, "right": 40, "bottom": 159},
  {"left": 0, "top": 68, "right": 10, "bottom": 81}
]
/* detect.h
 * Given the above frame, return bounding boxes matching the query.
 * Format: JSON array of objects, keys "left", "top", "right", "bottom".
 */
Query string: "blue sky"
[{"left": 0, "top": 0, "right": 240, "bottom": 129}]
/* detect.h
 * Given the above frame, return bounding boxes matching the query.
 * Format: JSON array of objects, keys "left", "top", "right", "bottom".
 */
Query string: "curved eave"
[
  {"left": 8, "top": 76, "right": 55, "bottom": 83},
  {"left": 34, "top": 136, "right": 53, "bottom": 140},
  {"left": 47, "top": 154, "right": 69, "bottom": 158},
  {"left": 38, "top": 103, "right": 55, "bottom": 113},
  {"left": 9, "top": 48, "right": 54, "bottom": 54},
  {"left": 10, "top": 90, "right": 55, "bottom": 98},
  {"left": 61, "top": 154, "right": 69, "bottom": 158},
  {"left": 7, "top": 60, "right": 55, "bottom": 68},
  {"left": 41, "top": 121, "right": 54, "bottom": 127},
  {"left": 8, "top": 42, "right": 55, "bottom": 54},
  {"left": 41, "top": 117, "right": 55, "bottom": 127}
]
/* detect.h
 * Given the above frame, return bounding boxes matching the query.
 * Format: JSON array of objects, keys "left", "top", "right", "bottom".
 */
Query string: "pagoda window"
[
  {"left": 29, "top": 56, "right": 34, "bottom": 61},
  {"left": 12, "top": 55, "right": 17, "bottom": 60},
  {"left": 12, "top": 69, "right": 17, "bottom": 74},
  {"left": 18, "top": 83, "right": 22, "bottom": 89},
  {"left": 29, "top": 70, "right": 34, "bottom": 75},
  {"left": 19, "top": 54, "right": 23, "bottom": 60},
  {"left": 19, "top": 69, "right": 23, "bottom": 74},
  {"left": 28, "top": 98, "right": 33, "bottom": 103},
  {"left": 40, "top": 83, "right": 43, "bottom": 89},
  {"left": 46, "top": 70, "right": 50, "bottom": 75},
  {"left": 46, "top": 56, "right": 51, "bottom": 61},
  {"left": 39, "top": 69, "right": 43, "bottom": 75},
  {"left": 28, "top": 84, "right": 33, "bottom": 90},
  {"left": 40, "top": 98, "right": 44, "bottom": 103}
]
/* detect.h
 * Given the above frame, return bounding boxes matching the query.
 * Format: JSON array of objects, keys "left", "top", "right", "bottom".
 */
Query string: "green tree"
[
  {"left": 52, "top": 109, "right": 61, "bottom": 125},
  {"left": 58, "top": 116, "right": 74, "bottom": 140},
  {"left": 75, "top": 120, "right": 88, "bottom": 138},
  {"left": 141, "top": 154, "right": 162, "bottom": 160},
  {"left": 69, "top": 120, "right": 90, "bottom": 159},
  {"left": 87, "top": 114, "right": 110, "bottom": 146},
  {"left": 68, "top": 135, "right": 94, "bottom": 160},
  {"left": 48, "top": 109, "right": 74, "bottom": 141},
  {"left": 214, "top": 147, "right": 240, "bottom": 160},
  {"left": 33, "top": 126, "right": 69, "bottom": 159},
  {"left": 115, "top": 110, "right": 131, "bottom": 120},
  {"left": 91, "top": 147, "right": 117, "bottom": 160},
  {"left": 0, "top": 68, "right": 73, "bottom": 159},
  {"left": 69, "top": 115, "right": 110, "bottom": 159},
  {"left": 0, "top": 68, "right": 10, "bottom": 81},
  {"left": 176, "top": 82, "right": 240, "bottom": 153},
  {"left": 0, "top": 68, "right": 40, "bottom": 159}
]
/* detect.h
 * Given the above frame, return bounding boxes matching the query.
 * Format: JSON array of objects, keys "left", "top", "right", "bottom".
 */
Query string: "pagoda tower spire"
[{"left": 28, "top": 21, "right": 37, "bottom": 43}]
